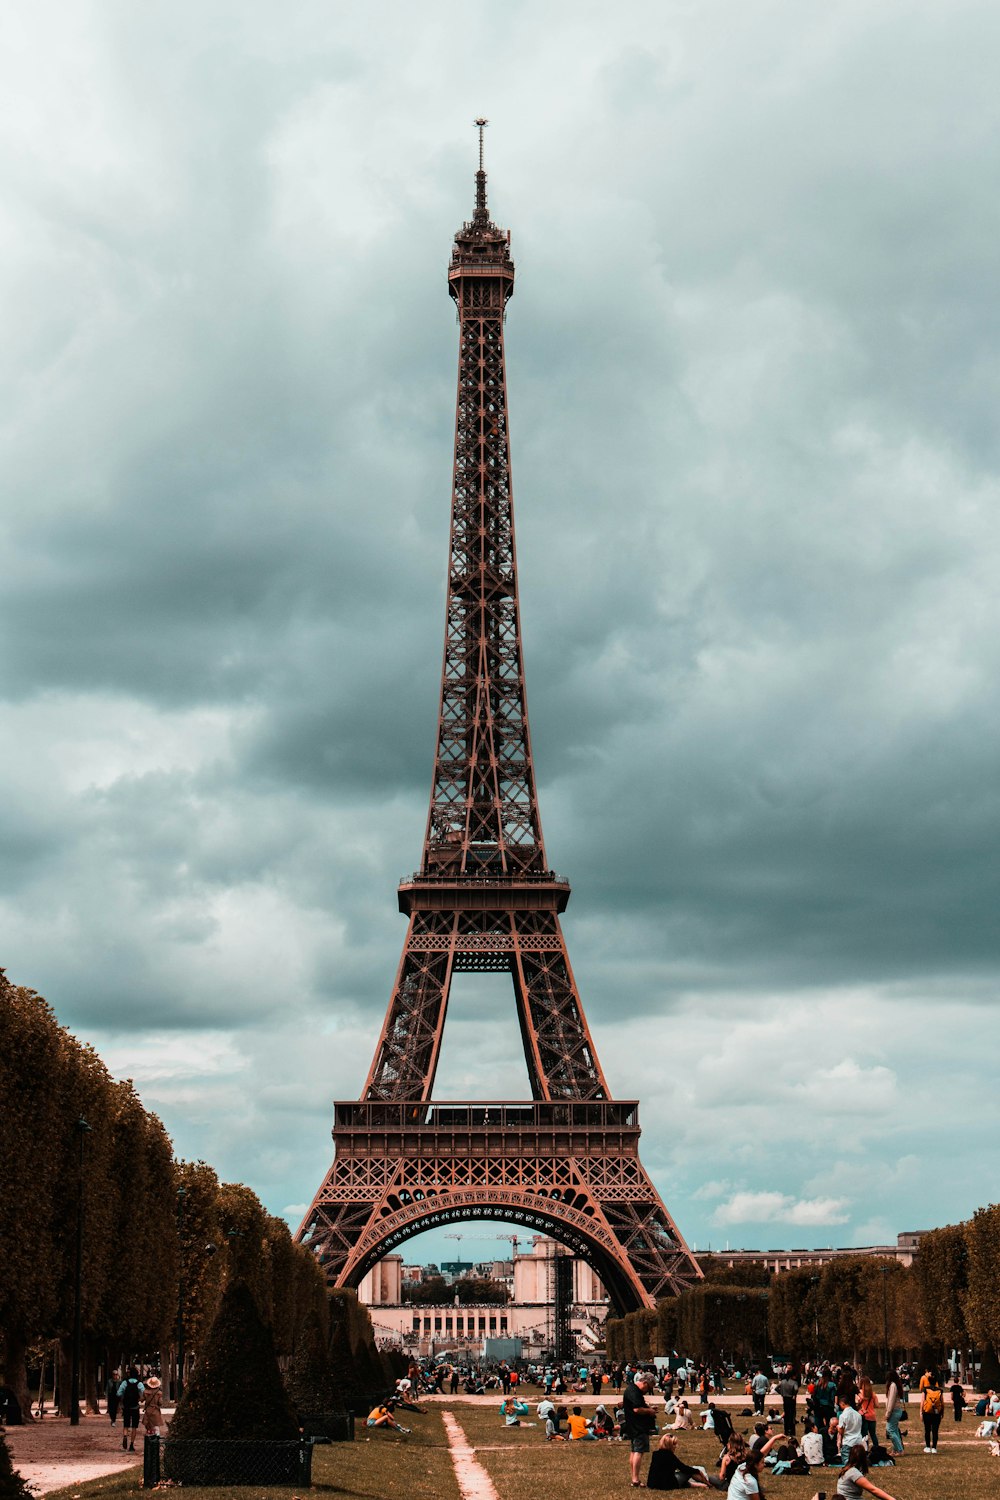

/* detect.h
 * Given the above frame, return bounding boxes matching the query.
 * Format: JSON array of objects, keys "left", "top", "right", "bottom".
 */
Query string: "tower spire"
[{"left": 474, "top": 116, "right": 488, "bottom": 220}]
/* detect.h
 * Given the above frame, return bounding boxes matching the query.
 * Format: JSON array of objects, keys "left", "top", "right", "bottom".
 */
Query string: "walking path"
[
  {"left": 5, "top": 1414, "right": 142, "bottom": 1496},
  {"left": 441, "top": 1410, "right": 502, "bottom": 1500}
]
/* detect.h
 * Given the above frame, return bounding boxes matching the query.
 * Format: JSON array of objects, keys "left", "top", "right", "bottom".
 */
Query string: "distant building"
[
  {"left": 358, "top": 1236, "right": 608, "bottom": 1357},
  {"left": 702, "top": 1231, "right": 927, "bottom": 1274}
]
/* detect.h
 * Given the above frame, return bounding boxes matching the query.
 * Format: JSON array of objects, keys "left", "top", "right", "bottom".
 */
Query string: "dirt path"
[{"left": 5, "top": 1414, "right": 142, "bottom": 1495}]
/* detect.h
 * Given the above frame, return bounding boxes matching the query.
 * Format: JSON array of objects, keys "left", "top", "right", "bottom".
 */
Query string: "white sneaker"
[{"left": 923, "top": 1445, "right": 931, "bottom": 1452}]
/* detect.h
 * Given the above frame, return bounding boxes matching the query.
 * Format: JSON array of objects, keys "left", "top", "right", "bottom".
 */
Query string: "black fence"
[{"left": 143, "top": 1435, "right": 313, "bottom": 1488}]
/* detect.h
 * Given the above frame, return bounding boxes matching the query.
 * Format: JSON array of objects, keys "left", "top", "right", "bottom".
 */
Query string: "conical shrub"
[
  {"left": 284, "top": 1308, "right": 341, "bottom": 1422},
  {"left": 170, "top": 1278, "right": 299, "bottom": 1440}
]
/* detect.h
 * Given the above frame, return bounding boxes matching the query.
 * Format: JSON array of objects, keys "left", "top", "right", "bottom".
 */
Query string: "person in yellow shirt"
[
  {"left": 567, "top": 1406, "right": 595, "bottom": 1440},
  {"left": 366, "top": 1403, "right": 410, "bottom": 1434}
]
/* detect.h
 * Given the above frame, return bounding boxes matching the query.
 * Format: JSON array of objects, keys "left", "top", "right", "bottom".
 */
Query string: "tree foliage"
[
  {"left": 962, "top": 1205, "right": 1000, "bottom": 1350},
  {"left": 0, "top": 969, "right": 334, "bottom": 1417},
  {"left": 170, "top": 1280, "right": 299, "bottom": 1441}
]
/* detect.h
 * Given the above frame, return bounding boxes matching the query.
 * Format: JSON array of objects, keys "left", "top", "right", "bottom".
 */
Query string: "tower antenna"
[
  {"left": 474, "top": 117, "right": 488, "bottom": 170},
  {"left": 473, "top": 117, "right": 489, "bottom": 217}
]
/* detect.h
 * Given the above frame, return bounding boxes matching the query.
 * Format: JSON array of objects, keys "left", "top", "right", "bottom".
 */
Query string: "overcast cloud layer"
[{"left": 2, "top": 0, "right": 999, "bottom": 1264}]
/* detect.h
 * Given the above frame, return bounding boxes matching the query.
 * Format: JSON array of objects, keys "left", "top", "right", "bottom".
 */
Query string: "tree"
[
  {"left": 454, "top": 1277, "right": 509, "bottom": 1305},
  {"left": 768, "top": 1268, "right": 820, "bottom": 1361},
  {"left": 656, "top": 1298, "right": 678, "bottom": 1356},
  {"left": 170, "top": 1280, "right": 299, "bottom": 1441},
  {"left": 676, "top": 1285, "right": 770, "bottom": 1364},
  {"left": 0, "top": 979, "right": 69, "bottom": 1413},
  {"left": 284, "top": 1308, "right": 341, "bottom": 1428},
  {"left": 915, "top": 1224, "right": 968, "bottom": 1352},
  {"left": 962, "top": 1205, "right": 1000, "bottom": 1355},
  {"left": 99, "top": 1083, "right": 179, "bottom": 1355},
  {"left": 402, "top": 1276, "right": 450, "bottom": 1304},
  {"left": 327, "top": 1289, "right": 388, "bottom": 1415}
]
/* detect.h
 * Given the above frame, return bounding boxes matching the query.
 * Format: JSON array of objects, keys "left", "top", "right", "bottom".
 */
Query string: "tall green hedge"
[{"left": 170, "top": 1279, "right": 299, "bottom": 1440}]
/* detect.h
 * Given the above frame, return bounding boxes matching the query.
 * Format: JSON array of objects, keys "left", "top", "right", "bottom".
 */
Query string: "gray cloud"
[{"left": 2, "top": 0, "right": 998, "bottom": 1254}]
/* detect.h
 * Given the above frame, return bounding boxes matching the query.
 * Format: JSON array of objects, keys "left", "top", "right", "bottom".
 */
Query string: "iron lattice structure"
[{"left": 298, "top": 129, "right": 701, "bottom": 1311}]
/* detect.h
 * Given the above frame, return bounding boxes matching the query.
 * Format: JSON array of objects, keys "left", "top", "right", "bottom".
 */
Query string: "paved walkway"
[
  {"left": 441, "top": 1411, "right": 502, "bottom": 1500},
  {"left": 5, "top": 1413, "right": 143, "bottom": 1496}
]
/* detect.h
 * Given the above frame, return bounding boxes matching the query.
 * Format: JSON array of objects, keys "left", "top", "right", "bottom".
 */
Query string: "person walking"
[
  {"left": 142, "top": 1377, "right": 165, "bottom": 1440},
  {"left": 883, "top": 1370, "right": 905, "bottom": 1456},
  {"left": 920, "top": 1371, "right": 944, "bottom": 1452},
  {"left": 623, "top": 1370, "right": 658, "bottom": 1487},
  {"left": 117, "top": 1368, "right": 143, "bottom": 1452},
  {"left": 105, "top": 1371, "right": 120, "bottom": 1426},
  {"left": 778, "top": 1370, "right": 798, "bottom": 1437},
  {"left": 750, "top": 1369, "right": 769, "bottom": 1415},
  {"left": 950, "top": 1378, "right": 966, "bottom": 1423}
]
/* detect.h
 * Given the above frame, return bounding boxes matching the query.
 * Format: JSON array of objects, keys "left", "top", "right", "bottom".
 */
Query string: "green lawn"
[
  {"left": 451, "top": 1402, "right": 1000, "bottom": 1500},
  {"left": 41, "top": 1401, "right": 999, "bottom": 1500},
  {"left": 44, "top": 1406, "right": 461, "bottom": 1500}
]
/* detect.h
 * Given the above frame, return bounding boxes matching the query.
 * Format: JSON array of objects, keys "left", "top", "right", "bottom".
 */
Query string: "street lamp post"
[
  {"left": 809, "top": 1275, "right": 820, "bottom": 1361},
  {"left": 880, "top": 1266, "right": 891, "bottom": 1375},
  {"left": 70, "top": 1117, "right": 92, "bottom": 1426},
  {"left": 176, "top": 1188, "right": 187, "bottom": 1402}
]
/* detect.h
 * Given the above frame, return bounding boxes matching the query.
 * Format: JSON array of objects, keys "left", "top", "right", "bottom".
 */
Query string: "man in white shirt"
[
  {"left": 751, "top": 1370, "right": 769, "bottom": 1415},
  {"left": 837, "top": 1395, "right": 864, "bottom": 1462}
]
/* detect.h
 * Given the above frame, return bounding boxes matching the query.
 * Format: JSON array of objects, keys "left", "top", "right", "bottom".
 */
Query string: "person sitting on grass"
[
  {"left": 367, "top": 1402, "right": 410, "bottom": 1434},
  {"left": 543, "top": 1404, "right": 568, "bottom": 1440},
  {"left": 749, "top": 1422, "right": 782, "bottom": 1460},
  {"left": 669, "top": 1399, "right": 694, "bottom": 1430},
  {"left": 647, "top": 1432, "right": 712, "bottom": 1489},
  {"left": 592, "top": 1404, "right": 616, "bottom": 1438},
  {"left": 800, "top": 1418, "right": 825, "bottom": 1467},
  {"left": 718, "top": 1434, "right": 749, "bottom": 1488},
  {"left": 726, "top": 1447, "right": 767, "bottom": 1499},
  {"left": 500, "top": 1397, "right": 529, "bottom": 1427},
  {"left": 836, "top": 1443, "right": 899, "bottom": 1500},
  {"left": 567, "top": 1405, "right": 596, "bottom": 1440}
]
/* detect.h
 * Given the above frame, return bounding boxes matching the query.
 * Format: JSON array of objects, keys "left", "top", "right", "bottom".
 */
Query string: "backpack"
[
  {"left": 121, "top": 1378, "right": 141, "bottom": 1410},
  {"left": 923, "top": 1387, "right": 943, "bottom": 1414}
]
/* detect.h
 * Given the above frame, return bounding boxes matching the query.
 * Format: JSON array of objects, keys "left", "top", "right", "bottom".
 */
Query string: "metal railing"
[{"left": 334, "top": 1100, "right": 640, "bottom": 1131}]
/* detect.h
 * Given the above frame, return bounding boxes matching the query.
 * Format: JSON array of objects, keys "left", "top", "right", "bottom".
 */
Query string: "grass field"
[
  {"left": 43, "top": 1399, "right": 999, "bottom": 1500},
  {"left": 44, "top": 1406, "right": 461, "bottom": 1500},
  {"left": 452, "top": 1403, "right": 999, "bottom": 1500}
]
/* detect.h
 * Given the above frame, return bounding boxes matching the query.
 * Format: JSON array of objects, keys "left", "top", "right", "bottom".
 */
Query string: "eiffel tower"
[{"left": 297, "top": 124, "right": 701, "bottom": 1310}]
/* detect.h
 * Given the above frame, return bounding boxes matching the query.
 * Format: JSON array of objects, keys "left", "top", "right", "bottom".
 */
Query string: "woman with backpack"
[
  {"left": 920, "top": 1371, "right": 944, "bottom": 1452},
  {"left": 116, "top": 1368, "right": 143, "bottom": 1452}
]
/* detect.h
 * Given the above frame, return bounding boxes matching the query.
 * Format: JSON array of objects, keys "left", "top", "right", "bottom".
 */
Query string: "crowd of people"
[{"left": 590, "top": 1359, "right": 977, "bottom": 1496}]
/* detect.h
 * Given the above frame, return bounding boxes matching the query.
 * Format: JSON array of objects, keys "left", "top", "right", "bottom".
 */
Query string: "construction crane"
[{"left": 490, "top": 1232, "right": 521, "bottom": 1260}]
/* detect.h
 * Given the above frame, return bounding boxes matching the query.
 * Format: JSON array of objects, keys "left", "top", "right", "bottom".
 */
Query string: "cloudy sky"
[{"left": 3, "top": 0, "right": 999, "bottom": 1270}]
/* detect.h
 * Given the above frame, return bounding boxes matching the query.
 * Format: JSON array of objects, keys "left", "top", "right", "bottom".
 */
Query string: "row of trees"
[
  {"left": 0, "top": 973, "right": 335, "bottom": 1417},
  {"left": 606, "top": 1231, "right": 1000, "bottom": 1380},
  {"left": 401, "top": 1275, "right": 509, "bottom": 1305}
]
